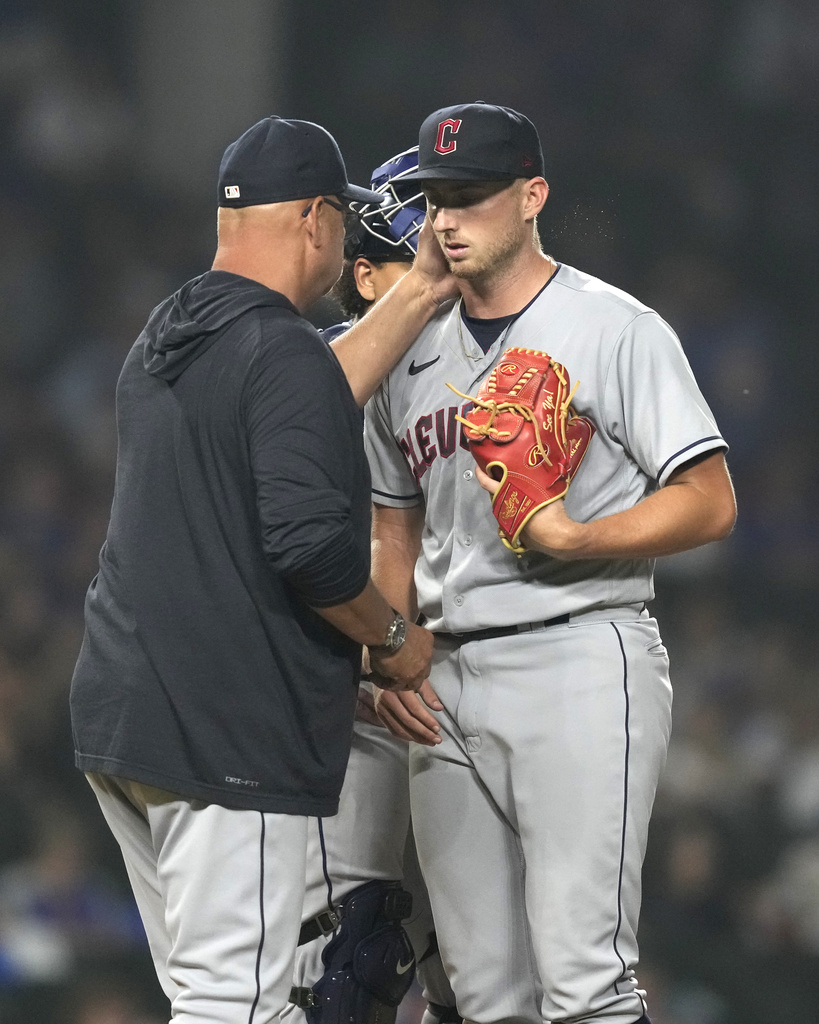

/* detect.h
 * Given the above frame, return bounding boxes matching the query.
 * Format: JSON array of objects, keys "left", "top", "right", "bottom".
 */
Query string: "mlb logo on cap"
[{"left": 224, "top": 185, "right": 241, "bottom": 199}]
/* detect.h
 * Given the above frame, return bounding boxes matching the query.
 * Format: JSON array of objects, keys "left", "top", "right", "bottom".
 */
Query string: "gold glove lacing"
[{"left": 446, "top": 362, "right": 579, "bottom": 468}]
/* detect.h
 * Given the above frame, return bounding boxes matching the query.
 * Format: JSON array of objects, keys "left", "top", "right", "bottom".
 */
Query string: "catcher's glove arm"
[{"left": 449, "top": 347, "right": 595, "bottom": 554}]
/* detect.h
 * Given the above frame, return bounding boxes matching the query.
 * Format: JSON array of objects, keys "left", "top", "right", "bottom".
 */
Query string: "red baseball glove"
[{"left": 449, "top": 347, "right": 595, "bottom": 554}]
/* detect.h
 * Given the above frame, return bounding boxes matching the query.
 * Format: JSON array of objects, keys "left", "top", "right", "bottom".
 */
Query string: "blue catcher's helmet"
[{"left": 345, "top": 147, "right": 425, "bottom": 261}]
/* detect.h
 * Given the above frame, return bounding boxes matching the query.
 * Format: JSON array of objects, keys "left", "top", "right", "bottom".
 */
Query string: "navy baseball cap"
[
  {"left": 218, "top": 116, "right": 384, "bottom": 208},
  {"left": 402, "top": 101, "right": 545, "bottom": 183}
]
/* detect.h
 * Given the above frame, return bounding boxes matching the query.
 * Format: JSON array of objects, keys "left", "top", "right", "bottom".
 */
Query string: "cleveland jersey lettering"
[{"left": 398, "top": 403, "right": 473, "bottom": 482}]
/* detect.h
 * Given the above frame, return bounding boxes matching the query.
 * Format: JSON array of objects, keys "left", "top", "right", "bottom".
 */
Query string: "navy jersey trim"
[
  {"left": 248, "top": 812, "right": 266, "bottom": 1023},
  {"left": 610, "top": 623, "right": 630, "bottom": 993},
  {"left": 372, "top": 487, "right": 421, "bottom": 502},
  {"left": 657, "top": 435, "right": 725, "bottom": 483}
]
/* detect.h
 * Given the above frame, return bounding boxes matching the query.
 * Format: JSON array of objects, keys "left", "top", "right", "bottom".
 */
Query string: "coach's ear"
[
  {"left": 523, "top": 177, "right": 549, "bottom": 221},
  {"left": 300, "top": 196, "right": 338, "bottom": 250},
  {"left": 353, "top": 258, "right": 378, "bottom": 303}
]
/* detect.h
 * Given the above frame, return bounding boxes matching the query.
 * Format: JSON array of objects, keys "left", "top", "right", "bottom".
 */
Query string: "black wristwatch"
[{"left": 369, "top": 609, "right": 407, "bottom": 656}]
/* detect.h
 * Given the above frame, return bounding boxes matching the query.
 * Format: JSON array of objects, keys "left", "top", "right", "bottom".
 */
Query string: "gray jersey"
[{"left": 364, "top": 263, "right": 726, "bottom": 632}]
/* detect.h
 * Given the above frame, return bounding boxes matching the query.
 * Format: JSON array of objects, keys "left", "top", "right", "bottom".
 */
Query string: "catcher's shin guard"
[{"left": 298, "top": 880, "right": 416, "bottom": 1024}]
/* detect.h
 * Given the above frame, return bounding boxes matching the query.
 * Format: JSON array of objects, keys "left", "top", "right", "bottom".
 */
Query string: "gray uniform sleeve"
[
  {"left": 364, "top": 383, "right": 423, "bottom": 507},
  {"left": 603, "top": 312, "right": 727, "bottom": 486}
]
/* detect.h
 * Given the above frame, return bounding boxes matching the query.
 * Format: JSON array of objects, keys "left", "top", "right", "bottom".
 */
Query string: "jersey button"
[
  {"left": 464, "top": 535, "right": 473, "bottom": 546},
  {"left": 463, "top": 469, "right": 473, "bottom": 480},
  {"left": 454, "top": 595, "right": 464, "bottom": 607}
]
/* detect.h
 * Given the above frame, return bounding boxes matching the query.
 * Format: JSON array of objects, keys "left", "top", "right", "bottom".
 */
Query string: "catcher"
[{"left": 287, "top": 146, "right": 458, "bottom": 1024}]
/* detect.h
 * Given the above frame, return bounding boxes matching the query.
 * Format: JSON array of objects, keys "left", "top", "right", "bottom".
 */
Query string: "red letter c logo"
[{"left": 434, "top": 119, "right": 462, "bottom": 155}]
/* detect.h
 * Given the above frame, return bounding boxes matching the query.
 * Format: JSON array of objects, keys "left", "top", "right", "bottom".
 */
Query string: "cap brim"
[
  {"left": 339, "top": 183, "right": 388, "bottom": 205},
  {"left": 400, "top": 167, "right": 524, "bottom": 184}
]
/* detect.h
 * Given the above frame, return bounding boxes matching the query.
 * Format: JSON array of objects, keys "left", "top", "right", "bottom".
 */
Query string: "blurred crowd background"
[{"left": 0, "top": 2, "right": 817, "bottom": 1022}]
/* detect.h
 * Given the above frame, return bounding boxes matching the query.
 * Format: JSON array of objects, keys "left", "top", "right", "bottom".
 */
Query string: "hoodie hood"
[{"left": 142, "top": 270, "right": 298, "bottom": 381}]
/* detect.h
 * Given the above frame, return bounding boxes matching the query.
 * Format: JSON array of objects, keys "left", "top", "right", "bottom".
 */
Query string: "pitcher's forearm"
[
  {"left": 522, "top": 452, "right": 737, "bottom": 560},
  {"left": 371, "top": 505, "right": 425, "bottom": 618}
]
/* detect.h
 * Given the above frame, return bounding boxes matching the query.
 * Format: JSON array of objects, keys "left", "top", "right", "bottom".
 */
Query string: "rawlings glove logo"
[
  {"left": 528, "top": 445, "right": 547, "bottom": 467},
  {"left": 502, "top": 490, "right": 521, "bottom": 520}
]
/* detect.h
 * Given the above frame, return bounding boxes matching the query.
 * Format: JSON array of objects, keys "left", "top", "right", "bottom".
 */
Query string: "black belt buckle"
[{"left": 519, "top": 613, "right": 570, "bottom": 632}]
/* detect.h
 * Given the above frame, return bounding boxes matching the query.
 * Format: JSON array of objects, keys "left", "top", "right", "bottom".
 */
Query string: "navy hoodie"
[{"left": 70, "top": 271, "right": 369, "bottom": 814}]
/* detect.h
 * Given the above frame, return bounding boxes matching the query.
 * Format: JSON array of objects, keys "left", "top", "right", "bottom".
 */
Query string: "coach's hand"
[
  {"left": 372, "top": 682, "right": 444, "bottom": 746},
  {"left": 369, "top": 621, "right": 434, "bottom": 693},
  {"left": 409, "top": 216, "right": 460, "bottom": 306}
]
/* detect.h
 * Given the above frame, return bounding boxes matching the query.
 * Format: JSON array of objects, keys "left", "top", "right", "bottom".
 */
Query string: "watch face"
[
  {"left": 386, "top": 610, "right": 405, "bottom": 651},
  {"left": 391, "top": 616, "right": 407, "bottom": 649}
]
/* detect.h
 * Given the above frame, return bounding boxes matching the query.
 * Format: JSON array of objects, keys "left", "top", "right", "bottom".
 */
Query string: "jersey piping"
[
  {"left": 656, "top": 435, "right": 726, "bottom": 484},
  {"left": 373, "top": 486, "right": 420, "bottom": 502}
]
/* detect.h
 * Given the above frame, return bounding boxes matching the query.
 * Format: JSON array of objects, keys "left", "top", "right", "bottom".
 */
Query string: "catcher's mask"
[{"left": 345, "top": 146, "right": 426, "bottom": 262}]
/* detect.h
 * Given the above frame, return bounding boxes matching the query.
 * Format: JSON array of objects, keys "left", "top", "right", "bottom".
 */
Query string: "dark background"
[{"left": 0, "top": 2, "right": 817, "bottom": 1022}]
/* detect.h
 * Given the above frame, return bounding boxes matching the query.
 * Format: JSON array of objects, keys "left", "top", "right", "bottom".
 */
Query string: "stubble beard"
[{"left": 444, "top": 218, "right": 530, "bottom": 284}]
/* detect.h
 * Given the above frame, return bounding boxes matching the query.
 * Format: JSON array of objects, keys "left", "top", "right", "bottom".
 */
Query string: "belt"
[{"left": 436, "top": 613, "right": 571, "bottom": 645}]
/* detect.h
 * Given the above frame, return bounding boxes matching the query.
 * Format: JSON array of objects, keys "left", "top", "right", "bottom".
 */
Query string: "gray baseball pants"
[{"left": 87, "top": 772, "right": 307, "bottom": 1023}]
